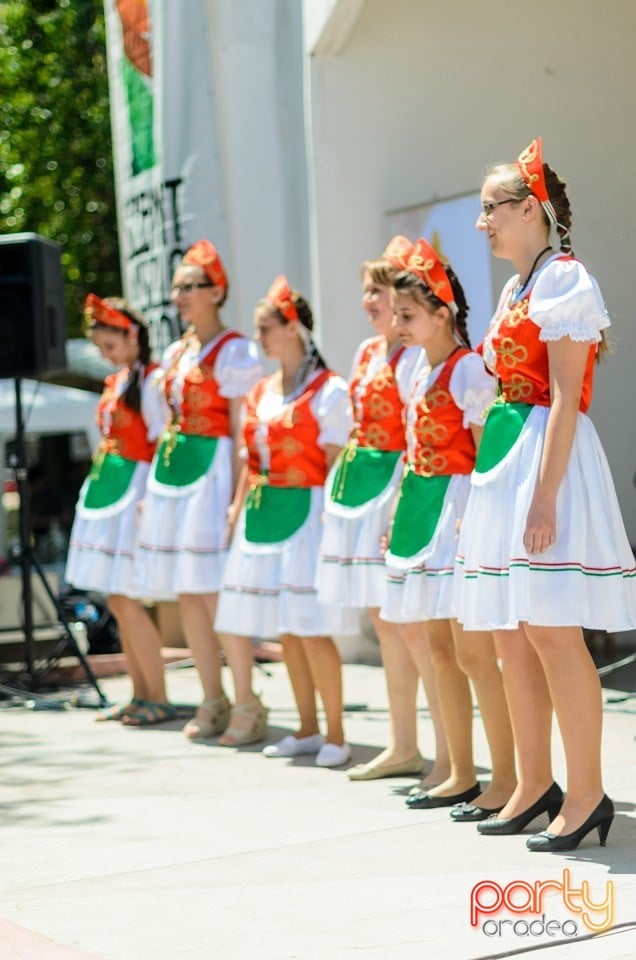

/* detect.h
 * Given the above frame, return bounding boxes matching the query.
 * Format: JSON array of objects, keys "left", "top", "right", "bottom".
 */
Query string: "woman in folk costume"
[
  {"left": 456, "top": 138, "right": 636, "bottom": 850},
  {"left": 66, "top": 295, "right": 174, "bottom": 724},
  {"left": 136, "top": 240, "right": 263, "bottom": 739},
  {"left": 215, "top": 276, "right": 353, "bottom": 764},
  {"left": 379, "top": 239, "right": 517, "bottom": 816},
  {"left": 317, "top": 236, "right": 449, "bottom": 783}
]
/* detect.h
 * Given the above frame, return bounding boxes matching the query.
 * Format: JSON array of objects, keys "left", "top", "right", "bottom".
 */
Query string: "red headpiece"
[
  {"left": 84, "top": 293, "right": 133, "bottom": 330},
  {"left": 382, "top": 235, "right": 414, "bottom": 271},
  {"left": 405, "top": 238, "right": 455, "bottom": 307},
  {"left": 182, "top": 239, "right": 228, "bottom": 290},
  {"left": 265, "top": 274, "right": 299, "bottom": 323},
  {"left": 516, "top": 137, "right": 557, "bottom": 224}
]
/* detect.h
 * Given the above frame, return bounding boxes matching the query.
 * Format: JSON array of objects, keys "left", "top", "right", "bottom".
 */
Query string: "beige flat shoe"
[
  {"left": 348, "top": 752, "right": 425, "bottom": 781},
  {"left": 217, "top": 696, "right": 268, "bottom": 747},
  {"left": 183, "top": 692, "right": 231, "bottom": 739}
]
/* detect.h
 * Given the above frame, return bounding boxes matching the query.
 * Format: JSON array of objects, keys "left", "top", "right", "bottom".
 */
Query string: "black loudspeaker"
[{"left": 0, "top": 232, "right": 67, "bottom": 378}]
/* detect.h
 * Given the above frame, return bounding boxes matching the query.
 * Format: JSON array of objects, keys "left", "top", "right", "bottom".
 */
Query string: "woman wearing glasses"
[
  {"left": 136, "top": 240, "right": 263, "bottom": 740},
  {"left": 455, "top": 138, "right": 636, "bottom": 850}
]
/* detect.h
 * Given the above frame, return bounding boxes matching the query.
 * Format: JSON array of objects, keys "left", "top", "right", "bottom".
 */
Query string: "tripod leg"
[{"left": 29, "top": 549, "right": 108, "bottom": 706}]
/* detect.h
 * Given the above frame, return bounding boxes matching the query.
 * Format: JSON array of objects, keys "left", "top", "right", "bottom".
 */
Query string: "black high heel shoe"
[
  {"left": 477, "top": 782, "right": 564, "bottom": 836},
  {"left": 526, "top": 795, "right": 614, "bottom": 852}
]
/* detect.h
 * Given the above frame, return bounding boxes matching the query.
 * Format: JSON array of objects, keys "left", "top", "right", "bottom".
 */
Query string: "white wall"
[
  {"left": 203, "top": 0, "right": 310, "bottom": 333},
  {"left": 304, "top": 0, "right": 636, "bottom": 539}
]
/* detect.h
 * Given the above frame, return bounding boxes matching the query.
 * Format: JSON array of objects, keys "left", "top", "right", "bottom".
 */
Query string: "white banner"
[{"left": 104, "top": 0, "right": 225, "bottom": 354}]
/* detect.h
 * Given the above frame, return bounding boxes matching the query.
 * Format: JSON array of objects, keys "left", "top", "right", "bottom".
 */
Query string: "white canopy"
[{"left": 0, "top": 378, "right": 100, "bottom": 448}]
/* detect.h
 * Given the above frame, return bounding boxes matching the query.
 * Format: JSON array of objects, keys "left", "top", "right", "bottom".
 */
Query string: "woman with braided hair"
[
  {"left": 215, "top": 276, "right": 353, "bottom": 763},
  {"left": 66, "top": 295, "right": 174, "bottom": 724},
  {"left": 380, "top": 239, "right": 517, "bottom": 818},
  {"left": 456, "top": 137, "right": 636, "bottom": 850}
]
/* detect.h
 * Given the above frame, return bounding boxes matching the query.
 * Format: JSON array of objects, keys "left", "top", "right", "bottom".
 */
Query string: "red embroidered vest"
[
  {"left": 166, "top": 330, "right": 242, "bottom": 437},
  {"left": 349, "top": 337, "right": 406, "bottom": 451},
  {"left": 244, "top": 370, "right": 335, "bottom": 487},
  {"left": 488, "top": 256, "right": 597, "bottom": 412},
  {"left": 97, "top": 365, "right": 159, "bottom": 463},
  {"left": 409, "top": 349, "right": 477, "bottom": 477}
]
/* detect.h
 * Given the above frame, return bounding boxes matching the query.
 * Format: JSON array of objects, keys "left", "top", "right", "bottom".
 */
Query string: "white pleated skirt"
[
  {"left": 380, "top": 474, "right": 470, "bottom": 624},
  {"left": 215, "top": 487, "right": 337, "bottom": 639},
  {"left": 135, "top": 436, "right": 233, "bottom": 600},
  {"left": 454, "top": 406, "right": 636, "bottom": 631},
  {"left": 65, "top": 461, "right": 149, "bottom": 598},
  {"left": 316, "top": 456, "right": 402, "bottom": 624}
]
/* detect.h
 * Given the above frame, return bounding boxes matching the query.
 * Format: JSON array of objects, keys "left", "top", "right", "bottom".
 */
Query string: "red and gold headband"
[
  {"left": 265, "top": 274, "right": 299, "bottom": 323},
  {"left": 183, "top": 239, "right": 228, "bottom": 290},
  {"left": 84, "top": 293, "right": 133, "bottom": 330},
  {"left": 405, "top": 238, "right": 456, "bottom": 310},
  {"left": 516, "top": 137, "right": 558, "bottom": 225},
  {"left": 382, "top": 234, "right": 414, "bottom": 271}
]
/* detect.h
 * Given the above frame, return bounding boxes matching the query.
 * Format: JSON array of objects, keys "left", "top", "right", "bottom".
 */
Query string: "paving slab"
[{"left": 0, "top": 660, "right": 635, "bottom": 960}]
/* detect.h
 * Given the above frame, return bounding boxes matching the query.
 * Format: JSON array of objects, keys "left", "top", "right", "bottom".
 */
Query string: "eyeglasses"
[
  {"left": 171, "top": 282, "right": 213, "bottom": 294},
  {"left": 480, "top": 199, "right": 520, "bottom": 219}
]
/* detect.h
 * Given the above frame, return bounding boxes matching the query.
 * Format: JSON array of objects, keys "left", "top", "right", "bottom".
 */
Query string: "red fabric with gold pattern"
[
  {"left": 517, "top": 136, "right": 549, "bottom": 204},
  {"left": 265, "top": 275, "right": 299, "bottom": 323},
  {"left": 487, "top": 257, "right": 596, "bottom": 412},
  {"left": 349, "top": 337, "right": 406, "bottom": 451},
  {"left": 182, "top": 239, "right": 228, "bottom": 290},
  {"left": 409, "top": 349, "right": 477, "bottom": 477},
  {"left": 405, "top": 238, "right": 454, "bottom": 305},
  {"left": 244, "top": 370, "right": 335, "bottom": 487},
  {"left": 166, "top": 331, "right": 242, "bottom": 437},
  {"left": 382, "top": 235, "right": 414, "bottom": 271},
  {"left": 97, "top": 365, "right": 159, "bottom": 462},
  {"left": 84, "top": 294, "right": 133, "bottom": 331}
]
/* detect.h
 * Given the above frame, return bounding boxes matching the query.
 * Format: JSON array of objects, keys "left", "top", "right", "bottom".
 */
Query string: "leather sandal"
[
  {"left": 183, "top": 692, "right": 231, "bottom": 739},
  {"left": 95, "top": 698, "right": 144, "bottom": 722},
  {"left": 217, "top": 696, "right": 268, "bottom": 747},
  {"left": 121, "top": 701, "right": 178, "bottom": 727}
]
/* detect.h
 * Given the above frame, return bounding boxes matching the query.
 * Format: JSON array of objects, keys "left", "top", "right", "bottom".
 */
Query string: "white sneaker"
[
  {"left": 315, "top": 742, "right": 352, "bottom": 768},
  {"left": 262, "top": 734, "right": 325, "bottom": 758}
]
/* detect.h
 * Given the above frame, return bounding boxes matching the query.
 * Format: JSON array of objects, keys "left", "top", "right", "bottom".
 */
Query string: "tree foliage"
[{"left": 0, "top": 0, "right": 120, "bottom": 337}]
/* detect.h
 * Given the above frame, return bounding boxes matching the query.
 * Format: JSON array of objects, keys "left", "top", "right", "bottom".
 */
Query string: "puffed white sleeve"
[
  {"left": 530, "top": 259, "right": 610, "bottom": 343},
  {"left": 449, "top": 353, "right": 497, "bottom": 428},
  {"left": 395, "top": 346, "right": 427, "bottom": 403},
  {"left": 348, "top": 338, "right": 370, "bottom": 381},
  {"left": 215, "top": 337, "right": 265, "bottom": 399},
  {"left": 312, "top": 375, "right": 353, "bottom": 448},
  {"left": 141, "top": 367, "right": 170, "bottom": 442}
]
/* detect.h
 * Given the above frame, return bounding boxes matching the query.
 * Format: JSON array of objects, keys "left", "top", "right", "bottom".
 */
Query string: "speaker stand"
[{"left": 1, "top": 378, "right": 107, "bottom": 706}]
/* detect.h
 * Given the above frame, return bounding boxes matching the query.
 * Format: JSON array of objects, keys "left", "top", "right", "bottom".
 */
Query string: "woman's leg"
[
  {"left": 452, "top": 622, "right": 517, "bottom": 809},
  {"left": 415, "top": 618, "right": 476, "bottom": 798},
  {"left": 107, "top": 594, "right": 167, "bottom": 703},
  {"left": 401, "top": 620, "right": 451, "bottom": 786},
  {"left": 215, "top": 629, "right": 266, "bottom": 745},
  {"left": 278, "top": 633, "right": 320, "bottom": 738},
  {"left": 300, "top": 635, "right": 346, "bottom": 746},
  {"left": 362, "top": 608, "right": 420, "bottom": 766},
  {"left": 178, "top": 593, "right": 231, "bottom": 736},
  {"left": 493, "top": 626, "right": 555, "bottom": 819},
  {"left": 178, "top": 593, "right": 225, "bottom": 700},
  {"left": 526, "top": 623, "right": 605, "bottom": 834}
]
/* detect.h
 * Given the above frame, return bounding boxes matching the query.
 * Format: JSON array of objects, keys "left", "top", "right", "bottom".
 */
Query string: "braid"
[
  {"left": 445, "top": 265, "right": 471, "bottom": 348},
  {"left": 543, "top": 164, "right": 573, "bottom": 254},
  {"left": 100, "top": 297, "right": 149, "bottom": 414}
]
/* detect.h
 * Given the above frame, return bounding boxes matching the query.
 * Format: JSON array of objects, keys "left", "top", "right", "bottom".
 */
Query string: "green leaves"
[{"left": 0, "top": 0, "right": 120, "bottom": 337}]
